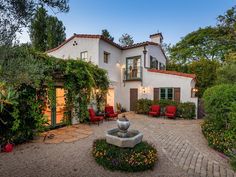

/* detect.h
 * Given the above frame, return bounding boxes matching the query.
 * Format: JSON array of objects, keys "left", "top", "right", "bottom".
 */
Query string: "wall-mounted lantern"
[{"left": 191, "top": 88, "right": 198, "bottom": 97}]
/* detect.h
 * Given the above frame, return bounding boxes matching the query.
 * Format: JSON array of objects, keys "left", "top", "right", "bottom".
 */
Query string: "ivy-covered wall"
[{"left": 0, "top": 45, "right": 109, "bottom": 144}]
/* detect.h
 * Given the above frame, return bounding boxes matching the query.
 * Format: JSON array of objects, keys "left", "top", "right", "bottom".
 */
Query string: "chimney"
[{"left": 150, "top": 33, "right": 163, "bottom": 44}]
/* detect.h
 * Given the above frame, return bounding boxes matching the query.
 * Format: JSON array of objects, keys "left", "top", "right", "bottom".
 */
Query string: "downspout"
[
  {"left": 143, "top": 46, "right": 148, "bottom": 69},
  {"left": 142, "top": 45, "right": 149, "bottom": 86}
]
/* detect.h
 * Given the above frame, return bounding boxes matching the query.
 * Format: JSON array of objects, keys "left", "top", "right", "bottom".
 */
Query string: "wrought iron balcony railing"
[{"left": 123, "top": 66, "right": 142, "bottom": 81}]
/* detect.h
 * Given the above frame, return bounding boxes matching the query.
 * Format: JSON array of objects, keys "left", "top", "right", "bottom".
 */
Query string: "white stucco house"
[{"left": 46, "top": 33, "right": 198, "bottom": 118}]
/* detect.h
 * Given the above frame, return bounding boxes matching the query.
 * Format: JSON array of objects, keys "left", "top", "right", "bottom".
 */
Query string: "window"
[
  {"left": 160, "top": 88, "right": 173, "bottom": 100},
  {"left": 104, "top": 52, "right": 110, "bottom": 63},
  {"left": 159, "top": 62, "right": 166, "bottom": 70},
  {"left": 126, "top": 56, "right": 141, "bottom": 80},
  {"left": 80, "top": 51, "right": 88, "bottom": 61},
  {"left": 150, "top": 56, "right": 158, "bottom": 69}
]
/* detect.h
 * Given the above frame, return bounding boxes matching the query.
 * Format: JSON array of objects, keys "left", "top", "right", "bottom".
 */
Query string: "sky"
[{"left": 18, "top": 0, "right": 236, "bottom": 45}]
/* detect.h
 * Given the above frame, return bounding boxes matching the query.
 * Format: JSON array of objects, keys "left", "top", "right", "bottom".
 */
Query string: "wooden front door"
[{"left": 130, "top": 88, "right": 138, "bottom": 111}]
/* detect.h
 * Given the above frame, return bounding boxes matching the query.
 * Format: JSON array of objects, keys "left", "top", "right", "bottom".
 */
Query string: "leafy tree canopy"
[
  {"left": 30, "top": 7, "right": 48, "bottom": 51},
  {"left": 119, "top": 33, "right": 134, "bottom": 47},
  {"left": 168, "top": 6, "right": 236, "bottom": 64},
  {"left": 0, "top": 0, "right": 69, "bottom": 45},
  {"left": 217, "top": 53, "right": 236, "bottom": 84},
  {"left": 188, "top": 59, "right": 220, "bottom": 97},
  {"left": 101, "top": 29, "right": 114, "bottom": 41},
  {"left": 217, "top": 6, "right": 236, "bottom": 36},
  {"left": 30, "top": 6, "right": 66, "bottom": 51},
  {"left": 169, "top": 27, "right": 235, "bottom": 64}
]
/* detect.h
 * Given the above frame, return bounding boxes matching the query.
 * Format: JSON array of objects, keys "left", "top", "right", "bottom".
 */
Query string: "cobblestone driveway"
[{"left": 0, "top": 112, "right": 235, "bottom": 177}]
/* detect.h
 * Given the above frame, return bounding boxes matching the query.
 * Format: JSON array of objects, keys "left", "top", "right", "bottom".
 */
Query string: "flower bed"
[{"left": 92, "top": 139, "right": 158, "bottom": 172}]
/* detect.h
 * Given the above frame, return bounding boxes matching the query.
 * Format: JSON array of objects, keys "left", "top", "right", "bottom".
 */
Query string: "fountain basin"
[{"left": 106, "top": 128, "right": 143, "bottom": 148}]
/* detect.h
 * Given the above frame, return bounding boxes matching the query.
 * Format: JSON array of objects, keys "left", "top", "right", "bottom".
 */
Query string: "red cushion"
[
  {"left": 149, "top": 111, "right": 159, "bottom": 115},
  {"left": 151, "top": 105, "right": 160, "bottom": 112},
  {"left": 165, "top": 106, "right": 177, "bottom": 114},
  {"left": 107, "top": 113, "right": 118, "bottom": 117},
  {"left": 105, "top": 106, "right": 115, "bottom": 114},
  {"left": 88, "top": 108, "right": 96, "bottom": 117},
  {"left": 90, "top": 116, "right": 103, "bottom": 122}
]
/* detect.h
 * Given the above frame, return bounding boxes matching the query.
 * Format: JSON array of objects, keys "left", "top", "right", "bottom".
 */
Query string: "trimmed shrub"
[
  {"left": 153, "top": 99, "right": 178, "bottom": 108},
  {"left": 92, "top": 139, "right": 158, "bottom": 172},
  {"left": 135, "top": 99, "right": 196, "bottom": 119},
  {"left": 202, "top": 84, "right": 236, "bottom": 170},
  {"left": 177, "top": 102, "right": 196, "bottom": 119},
  {"left": 203, "top": 84, "right": 236, "bottom": 130},
  {"left": 135, "top": 98, "right": 153, "bottom": 114}
]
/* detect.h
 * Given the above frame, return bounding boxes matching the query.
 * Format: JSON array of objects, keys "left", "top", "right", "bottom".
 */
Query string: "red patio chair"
[
  {"left": 165, "top": 105, "right": 177, "bottom": 119},
  {"left": 88, "top": 108, "right": 103, "bottom": 125},
  {"left": 105, "top": 106, "right": 118, "bottom": 120},
  {"left": 148, "top": 105, "right": 161, "bottom": 117}
]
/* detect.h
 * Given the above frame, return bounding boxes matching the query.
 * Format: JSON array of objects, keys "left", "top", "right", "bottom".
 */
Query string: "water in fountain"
[{"left": 106, "top": 114, "right": 143, "bottom": 148}]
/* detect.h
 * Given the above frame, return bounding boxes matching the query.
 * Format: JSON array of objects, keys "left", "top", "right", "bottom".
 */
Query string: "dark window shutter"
[
  {"left": 174, "top": 88, "right": 181, "bottom": 102},
  {"left": 154, "top": 88, "right": 159, "bottom": 101}
]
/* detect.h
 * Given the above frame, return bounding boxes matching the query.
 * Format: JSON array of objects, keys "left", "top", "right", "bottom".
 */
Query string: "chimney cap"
[{"left": 150, "top": 33, "right": 163, "bottom": 40}]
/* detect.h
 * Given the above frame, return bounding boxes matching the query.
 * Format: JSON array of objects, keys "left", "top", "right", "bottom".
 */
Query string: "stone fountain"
[{"left": 106, "top": 115, "right": 143, "bottom": 148}]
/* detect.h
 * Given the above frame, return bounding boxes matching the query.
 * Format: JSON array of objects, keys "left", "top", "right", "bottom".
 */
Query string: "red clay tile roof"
[
  {"left": 148, "top": 69, "right": 196, "bottom": 79},
  {"left": 46, "top": 34, "right": 121, "bottom": 53},
  {"left": 122, "top": 41, "right": 159, "bottom": 49},
  {"left": 46, "top": 34, "right": 163, "bottom": 53}
]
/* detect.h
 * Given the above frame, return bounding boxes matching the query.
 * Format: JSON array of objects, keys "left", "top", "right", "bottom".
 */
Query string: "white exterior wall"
[
  {"left": 147, "top": 45, "right": 166, "bottom": 67},
  {"left": 120, "top": 47, "right": 145, "bottom": 110},
  {"left": 46, "top": 36, "right": 198, "bottom": 118},
  {"left": 47, "top": 38, "right": 100, "bottom": 64},
  {"left": 98, "top": 40, "right": 122, "bottom": 82},
  {"left": 98, "top": 40, "right": 123, "bottom": 109}
]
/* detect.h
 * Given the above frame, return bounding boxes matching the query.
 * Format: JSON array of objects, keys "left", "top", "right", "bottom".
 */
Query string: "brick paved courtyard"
[{"left": 0, "top": 112, "right": 235, "bottom": 177}]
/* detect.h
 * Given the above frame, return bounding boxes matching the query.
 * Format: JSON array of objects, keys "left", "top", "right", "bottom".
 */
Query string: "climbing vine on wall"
[{"left": 0, "top": 45, "right": 109, "bottom": 144}]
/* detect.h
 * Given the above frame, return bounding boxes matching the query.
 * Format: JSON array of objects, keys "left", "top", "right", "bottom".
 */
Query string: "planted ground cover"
[{"left": 92, "top": 139, "right": 158, "bottom": 172}]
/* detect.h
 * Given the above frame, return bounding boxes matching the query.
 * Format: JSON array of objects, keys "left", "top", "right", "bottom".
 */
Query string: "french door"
[{"left": 44, "top": 87, "right": 66, "bottom": 127}]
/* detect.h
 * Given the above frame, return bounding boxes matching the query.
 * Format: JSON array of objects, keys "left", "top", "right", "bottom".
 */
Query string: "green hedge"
[
  {"left": 177, "top": 102, "right": 196, "bottom": 119},
  {"left": 202, "top": 84, "right": 236, "bottom": 170},
  {"left": 92, "top": 139, "right": 158, "bottom": 172},
  {"left": 135, "top": 99, "right": 196, "bottom": 119},
  {"left": 135, "top": 99, "right": 153, "bottom": 114}
]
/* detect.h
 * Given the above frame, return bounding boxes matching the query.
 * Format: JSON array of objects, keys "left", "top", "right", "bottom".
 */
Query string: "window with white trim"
[
  {"left": 150, "top": 56, "right": 158, "bottom": 69},
  {"left": 80, "top": 51, "right": 88, "bottom": 61},
  {"left": 104, "top": 51, "right": 110, "bottom": 63},
  {"left": 160, "top": 88, "right": 173, "bottom": 100}
]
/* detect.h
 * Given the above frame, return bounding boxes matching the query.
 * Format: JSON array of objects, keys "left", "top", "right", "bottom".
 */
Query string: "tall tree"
[
  {"left": 30, "top": 7, "right": 48, "bottom": 51},
  {"left": 46, "top": 16, "right": 66, "bottom": 50},
  {"left": 101, "top": 29, "right": 114, "bottom": 41},
  {"left": 217, "top": 6, "right": 236, "bottom": 52},
  {"left": 119, "top": 33, "right": 134, "bottom": 47},
  {"left": 30, "top": 7, "right": 66, "bottom": 51},
  {"left": 217, "top": 53, "right": 236, "bottom": 84},
  {"left": 188, "top": 59, "right": 220, "bottom": 97},
  {"left": 0, "top": 0, "right": 69, "bottom": 45},
  {"left": 169, "top": 27, "right": 234, "bottom": 64}
]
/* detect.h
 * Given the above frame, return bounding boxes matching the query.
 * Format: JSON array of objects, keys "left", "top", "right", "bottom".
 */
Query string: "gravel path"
[{"left": 0, "top": 112, "right": 235, "bottom": 177}]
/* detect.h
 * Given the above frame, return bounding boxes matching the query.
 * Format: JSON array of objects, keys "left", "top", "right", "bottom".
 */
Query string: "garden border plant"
[
  {"left": 92, "top": 139, "right": 158, "bottom": 172},
  {"left": 202, "top": 84, "right": 236, "bottom": 171}
]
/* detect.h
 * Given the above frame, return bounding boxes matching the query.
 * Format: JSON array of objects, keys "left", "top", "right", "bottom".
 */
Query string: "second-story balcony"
[{"left": 123, "top": 66, "right": 142, "bottom": 81}]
